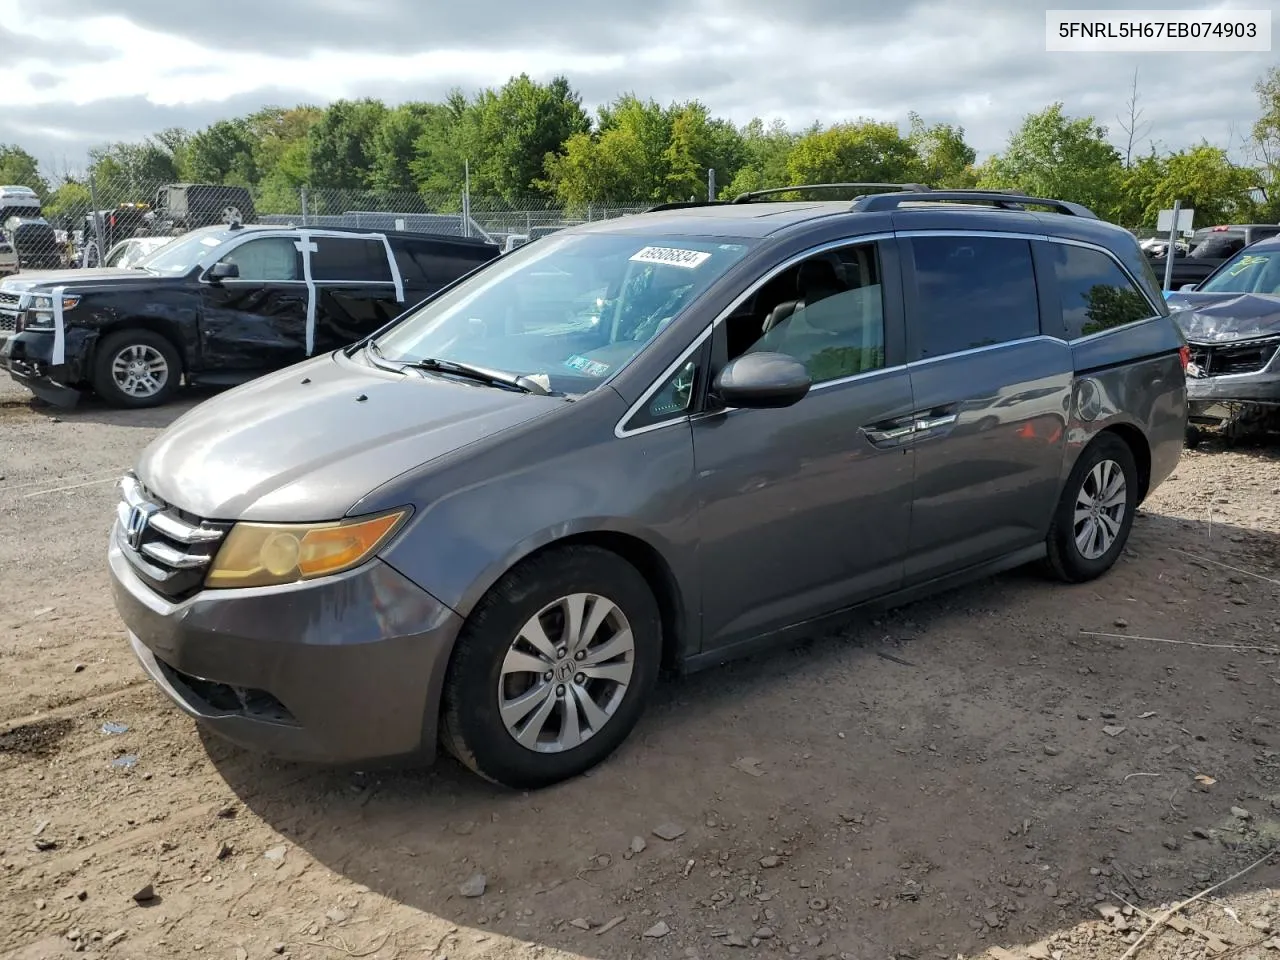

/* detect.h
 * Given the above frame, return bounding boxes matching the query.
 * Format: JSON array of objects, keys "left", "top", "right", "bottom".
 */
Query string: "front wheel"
[
  {"left": 1043, "top": 433, "right": 1139, "bottom": 583},
  {"left": 91, "top": 329, "right": 181, "bottom": 408},
  {"left": 440, "top": 545, "right": 662, "bottom": 789}
]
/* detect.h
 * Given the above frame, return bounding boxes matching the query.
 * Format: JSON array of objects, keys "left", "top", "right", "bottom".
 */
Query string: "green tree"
[
  {"left": 0, "top": 144, "right": 50, "bottom": 197},
  {"left": 306, "top": 98, "right": 390, "bottom": 189},
  {"left": 1140, "top": 145, "right": 1260, "bottom": 227},
  {"left": 906, "top": 113, "right": 977, "bottom": 187},
  {"left": 977, "top": 103, "right": 1123, "bottom": 219},
  {"left": 369, "top": 102, "right": 444, "bottom": 192},
  {"left": 87, "top": 141, "right": 179, "bottom": 200},
  {"left": 541, "top": 94, "right": 741, "bottom": 205},
  {"left": 785, "top": 120, "right": 920, "bottom": 186},
  {"left": 1114, "top": 150, "right": 1168, "bottom": 228},
  {"left": 720, "top": 118, "right": 796, "bottom": 198},
  {"left": 185, "top": 120, "right": 258, "bottom": 185},
  {"left": 42, "top": 179, "right": 93, "bottom": 228},
  {"left": 1250, "top": 66, "right": 1280, "bottom": 220},
  {"left": 409, "top": 90, "right": 472, "bottom": 195}
]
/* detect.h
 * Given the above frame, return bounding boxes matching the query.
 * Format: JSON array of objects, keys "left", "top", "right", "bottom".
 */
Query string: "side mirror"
[
  {"left": 207, "top": 261, "right": 239, "bottom": 282},
  {"left": 712, "top": 352, "right": 811, "bottom": 409},
  {"left": 1179, "top": 283, "right": 1198, "bottom": 292}
]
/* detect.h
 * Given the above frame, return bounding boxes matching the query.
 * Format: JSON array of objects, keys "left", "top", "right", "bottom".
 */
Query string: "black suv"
[{"left": 0, "top": 224, "right": 499, "bottom": 407}]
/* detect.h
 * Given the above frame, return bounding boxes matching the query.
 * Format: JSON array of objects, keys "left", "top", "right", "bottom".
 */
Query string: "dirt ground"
[{"left": 2, "top": 375, "right": 1279, "bottom": 960}]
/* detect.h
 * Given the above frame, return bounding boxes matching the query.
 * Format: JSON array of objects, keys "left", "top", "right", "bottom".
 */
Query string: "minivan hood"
[
  {"left": 135, "top": 352, "right": 563, "bottom": 522},
  {"left": 1167, "top": 291, "right": 1280, "bottom": 343}
]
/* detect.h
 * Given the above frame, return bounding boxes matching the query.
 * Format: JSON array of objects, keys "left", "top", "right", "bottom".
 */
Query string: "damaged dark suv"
[
  {"left": 0, "top": 223, "right": 498, "bottom": 407},
  {"left": 1167, "top": 234, "right": 1280, "bottom": 443}
]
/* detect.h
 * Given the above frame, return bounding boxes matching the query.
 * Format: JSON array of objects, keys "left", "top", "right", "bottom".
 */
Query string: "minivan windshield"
[
  {"left": 371, "top": 231, "right": 753, "bottom": 394},
  {"left": 1200, "top": 248, "right": 1280, "bottom": 295}
]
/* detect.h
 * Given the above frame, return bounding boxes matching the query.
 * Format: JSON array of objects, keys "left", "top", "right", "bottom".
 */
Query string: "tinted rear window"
[
  {"left": 1047, "top": 243, "right": 1155, "bottom": 339},
  {"left": 394, "top": 239, "right": 495, "bottom": 286},
  {"left": 907, "top": 235, "right": 1039, "bottom": 359},
  {"left": 311, "top": 236, "right": 393, "bottom": 282}
]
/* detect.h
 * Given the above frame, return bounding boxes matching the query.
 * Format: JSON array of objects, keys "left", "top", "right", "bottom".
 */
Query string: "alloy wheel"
[
  {"left": 497, "top": 593, "right": 635, "bottom": 753},
  {"left": 1073, "top": 458, "right": 1127, "bottom": 560}
]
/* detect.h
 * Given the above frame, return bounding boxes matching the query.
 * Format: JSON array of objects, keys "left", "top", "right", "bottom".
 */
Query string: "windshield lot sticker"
[
  {"left": 629, "top": 246, "right": 711, "bottom": 269},
  {"left": 565, "top": 355, "right": 611, "bottom": 377},
  {"left": 1228, "top": 254, "right": 1266, "bottom": 277}
]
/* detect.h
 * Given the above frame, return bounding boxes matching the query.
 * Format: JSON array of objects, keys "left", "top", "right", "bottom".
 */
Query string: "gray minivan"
[{"left": 108, "top": 186, "right": 1188, "bottom": 789}]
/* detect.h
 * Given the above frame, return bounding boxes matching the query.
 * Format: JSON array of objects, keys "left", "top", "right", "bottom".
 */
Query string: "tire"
[
  {"left": 91, "top": 329, "right": 181, "bottom": 408},
  {"left": 1185, "top": 426, "right": 1203, "bottom": 449},
  {"left": 1043, "top": 432, "right": 1139, "bottom": 583},
  {"left": 440, "top": 545, "right": 662, "bottom": 789}
]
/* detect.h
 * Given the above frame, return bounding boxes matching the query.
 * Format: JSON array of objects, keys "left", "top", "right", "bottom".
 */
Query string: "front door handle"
[
  {"left": 914, "top": 413, "right": 957, "bottom": 431},
  {"left": 861, "top": 415, "right": 917, "bottom": 447}
]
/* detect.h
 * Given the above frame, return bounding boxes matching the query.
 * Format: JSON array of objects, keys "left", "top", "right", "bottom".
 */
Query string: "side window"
[
  {"left": 626, "top": 357, "right": 700, "bottom": 431},
  {"left": 1048, "top": 243, "right": 1155, "bottom": 339},
  {"left": 310, "top": 237, "right": 393, "bottom": 282},
  {"left": 217, "top": 237, "right": 301, "bottom": 282},
  {"left": 733, "top": 242, "right": 887, "bottom": 384},
  {"left": 908, "top": 236, "right": 1038, "bottom": 359}
]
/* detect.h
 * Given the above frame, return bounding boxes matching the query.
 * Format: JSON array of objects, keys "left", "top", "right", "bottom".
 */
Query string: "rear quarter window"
[
  {"left": 1047, "top": 243, "right": 1156, "bottom": 339},
  {"left": 394, "top": 239, "right": 493, "bottom": 286}
]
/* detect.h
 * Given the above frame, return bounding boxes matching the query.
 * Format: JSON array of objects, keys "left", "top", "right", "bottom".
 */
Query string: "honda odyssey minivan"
[{"left": 109, "top": 185, "right": 1187, "bottom": 789}]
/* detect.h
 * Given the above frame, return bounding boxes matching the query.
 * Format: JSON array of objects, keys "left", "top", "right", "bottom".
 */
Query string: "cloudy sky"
[{"left": 0, "top": 0, "right": 1273, "bottom": 177}]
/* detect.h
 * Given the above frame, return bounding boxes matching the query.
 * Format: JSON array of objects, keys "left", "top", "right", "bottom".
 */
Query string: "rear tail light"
[{"left": 1179, "top": 345, "right": 1190, "bottom": 370}]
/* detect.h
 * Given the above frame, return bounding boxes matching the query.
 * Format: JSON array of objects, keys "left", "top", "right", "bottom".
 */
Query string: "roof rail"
[
  {"left": 850, "top": 189, "right": 1097, "bottom": 219},
  {"left": 645, "top": 200, "right": 728, "bottom": 212},
  {"left": 731, "top": 183, "right": 929, "bottom": 203}
]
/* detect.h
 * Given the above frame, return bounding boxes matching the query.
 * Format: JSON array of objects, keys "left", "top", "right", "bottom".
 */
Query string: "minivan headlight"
[{"left": 204, "top": 509, "right": 409, "bottom": 589}]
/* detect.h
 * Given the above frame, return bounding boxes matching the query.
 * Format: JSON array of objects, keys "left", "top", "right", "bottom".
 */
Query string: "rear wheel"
[
  {"left": 440, "top": 545, "right": 662, "bottom": 789},
  {"left": 91, "top": 329, "right": 181, "bottom": 408},
  {"left": 1043, "top": 433, "right": 1138, "bottom": 583}
]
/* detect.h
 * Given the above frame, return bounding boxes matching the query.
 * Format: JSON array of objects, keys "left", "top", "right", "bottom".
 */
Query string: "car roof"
[
  {"left": 563, "top": 196, "right": 1134, "bottom": 248},
  {"left": 1244, "top": 234, "right": 1280, "bottom": 252}
]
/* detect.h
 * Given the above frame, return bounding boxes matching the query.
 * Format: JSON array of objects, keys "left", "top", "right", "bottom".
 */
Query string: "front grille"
[
  {"left": 116, "top": 474, "right": 231, "bottom": 601},
  {"left": 0, "top": 291, "right": 20, "bottom": 333},
  {"left": 1188, "top": 336, "right": 1280, "bottom": 378}
]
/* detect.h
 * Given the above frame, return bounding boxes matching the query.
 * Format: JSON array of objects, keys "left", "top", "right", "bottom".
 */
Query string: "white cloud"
[{"left": 0, "top": 0, "right": 1273, "bottom": 171}]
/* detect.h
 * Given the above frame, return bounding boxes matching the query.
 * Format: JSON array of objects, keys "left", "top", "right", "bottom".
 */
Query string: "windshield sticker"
[
  {"left": 1228, "top": 254, "right": 1267, "bottom": 277},
  {"left": 564, "top": 355, "right": 611, "bottom": 377},
  {"left": 629, "top": 246, "right": 711, "bottom": 269}
]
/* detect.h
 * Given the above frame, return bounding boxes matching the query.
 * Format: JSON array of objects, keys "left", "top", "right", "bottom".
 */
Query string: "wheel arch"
[
  {"left": 1096, "top": 422, "right": 1152, "bottom": 504},
  {"left": 454, "top": 528, "right": 691, "bottom": 677},
  {"left": 92, "top": 319, "right": 188, "bottom": 374}
]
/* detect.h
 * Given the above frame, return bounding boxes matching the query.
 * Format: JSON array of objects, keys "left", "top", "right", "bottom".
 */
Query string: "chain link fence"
[{"left": 0, "top": 174, "right": 650, "bottom": 277}]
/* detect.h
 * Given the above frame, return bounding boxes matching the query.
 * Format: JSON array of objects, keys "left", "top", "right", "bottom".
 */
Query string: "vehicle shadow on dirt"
[{"left": 206, "top": 512, "right": 1280, "bottom": 958}]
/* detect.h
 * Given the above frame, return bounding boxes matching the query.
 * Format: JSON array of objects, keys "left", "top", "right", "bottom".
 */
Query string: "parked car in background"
[
  {"left": 0, "top": 184, "right": 42, "bottom": 224},
  {"left": 149, "top": 183, "right": 256, "bottom": 234},
  {"left": 1167, "top": 234, "right": 1280, "bottom": 444},
  {"left": 0, "top": 236, "right": 17, "bottom": 277},
  {"left": 106, "top": 184, "right": 1186, "bottom": 789},
  {"left": 103, "top": 236, "right": 173, "bottom": 269},
  {"left": 1148, "top": 224, "right": 1280, "bottom": 289},
  {"left": 0, "top": 223, "right": 499, "bottom": 407},
  {"left": 4, "top": 216, "right": 61, "bottom": 269}
]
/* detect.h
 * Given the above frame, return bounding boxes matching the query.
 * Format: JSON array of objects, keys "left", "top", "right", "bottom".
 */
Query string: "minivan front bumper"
[{"left": 108, "top": 530, "right": 464, "bottom": 765}]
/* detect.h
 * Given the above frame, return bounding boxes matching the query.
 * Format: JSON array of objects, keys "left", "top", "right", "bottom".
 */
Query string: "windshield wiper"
[{"left": 404, "top": 356, "right": 552, "bottom": 396}]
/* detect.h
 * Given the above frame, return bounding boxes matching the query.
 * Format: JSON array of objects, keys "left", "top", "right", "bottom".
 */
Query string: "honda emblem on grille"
[{"left": 125, "top": 503, "right": 158, "bottom": 550}]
